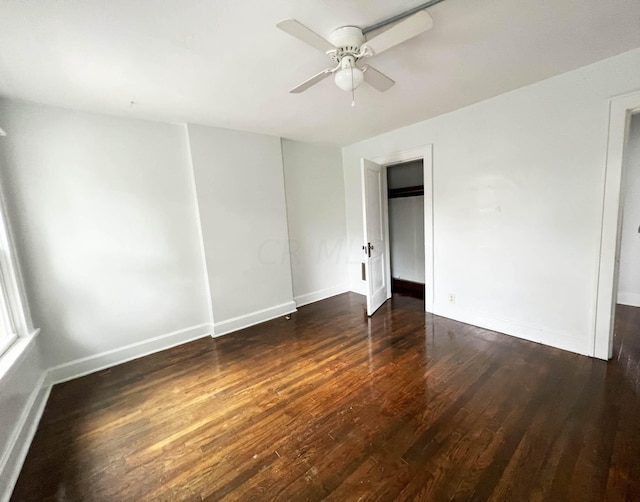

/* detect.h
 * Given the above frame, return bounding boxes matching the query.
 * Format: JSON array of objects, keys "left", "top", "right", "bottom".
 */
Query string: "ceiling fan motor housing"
[{"left": 329, "top": 26, "right": 366, "bottom": 56}]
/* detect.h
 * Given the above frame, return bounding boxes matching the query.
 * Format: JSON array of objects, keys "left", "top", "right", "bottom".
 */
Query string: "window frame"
[
  {"left": 0, "top": 279, "right": 18, "bottom": 356},
  {"left": 0, "top": 166, "right": 35, "bottom": 360}
]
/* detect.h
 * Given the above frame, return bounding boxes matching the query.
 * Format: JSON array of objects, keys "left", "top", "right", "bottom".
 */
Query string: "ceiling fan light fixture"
[{"left": 334, "top": 65, "right": 364, "bottom": 92}]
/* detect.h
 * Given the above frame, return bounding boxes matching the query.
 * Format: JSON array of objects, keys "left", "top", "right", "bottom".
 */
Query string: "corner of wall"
[{"left": 183, "top": 123, "right": 215, "bottom": 329}]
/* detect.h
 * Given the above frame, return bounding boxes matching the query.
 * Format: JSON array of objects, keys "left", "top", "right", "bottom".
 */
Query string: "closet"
[{"left": 387, "top": 160, "right": 425, "bottom": 300}]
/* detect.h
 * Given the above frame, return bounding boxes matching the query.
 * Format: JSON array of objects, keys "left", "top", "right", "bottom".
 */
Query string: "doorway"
[
  {"left": 387, "top": 160, "right": 426, "bottom": 302},
  {"left": 360, "top": 146, "right": 434, "bottom": 316},
  {"left": 595, "top": 90, "right": 640, "bottom": 360},
  {"left": 612, "top": 112, "right": 640, "bottom": 369}
]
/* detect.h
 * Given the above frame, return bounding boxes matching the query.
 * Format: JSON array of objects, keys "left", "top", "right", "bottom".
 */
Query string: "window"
[
  {"left": 0, "top": 271, "right": 17, "bottom": 356},
  {"left": 0, "top": 180, "right": 34, "bottom": 358}
]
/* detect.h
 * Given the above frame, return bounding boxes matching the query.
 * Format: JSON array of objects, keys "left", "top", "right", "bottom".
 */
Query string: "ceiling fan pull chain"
[{"left": 351, "top": 59, "right": 356, "bottom": 107}]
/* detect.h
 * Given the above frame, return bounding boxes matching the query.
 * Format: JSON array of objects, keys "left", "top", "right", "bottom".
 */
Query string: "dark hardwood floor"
[
  {"left": 10, "top": 294, "right": 640, "bottom": 501},
  {"left": 614, "top": 304, "right": 640, "bottom": 398}
]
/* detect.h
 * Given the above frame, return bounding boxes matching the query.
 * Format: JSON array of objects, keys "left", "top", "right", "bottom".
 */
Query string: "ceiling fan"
[{"left": 276, "top": 9, "right": 434, "bottom": 98}]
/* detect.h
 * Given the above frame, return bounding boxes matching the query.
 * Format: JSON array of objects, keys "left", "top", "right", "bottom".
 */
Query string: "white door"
[{"left": 361, "top": 158, "right": 389, "bottom": 316}]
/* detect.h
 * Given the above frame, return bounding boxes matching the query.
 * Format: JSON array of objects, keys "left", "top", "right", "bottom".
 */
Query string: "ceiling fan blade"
[
  {"left": 290, "top": 68, "right": 334, "bottom": 93},
  {"left": 364, "top": 10, "right": 433, "bottom": 55},
  {"left": 276, "top": 19, "right": 335, "bottom": 53},
  {"left": 363, "top": 65, "right": 395, "bottom": 92}
]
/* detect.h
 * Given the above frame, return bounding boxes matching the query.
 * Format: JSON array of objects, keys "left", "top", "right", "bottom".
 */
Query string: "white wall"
[
  {"left": 187, "top": 124, "right": 295, "bottom": 334},
  {"left": 618, "top": 113, "right": 640, "bottom": 307},
  {"left": 389, "top": 196, "right": 425, "bottom": 283},
  {"left": 281, "top": 139, "right": 348, "bottom": 306},
  {"left": 0, "top": 100, "right": 212, "bottom": 370},
  {"left": 343, "top": 48, "right": 640, "bottom": 356}
]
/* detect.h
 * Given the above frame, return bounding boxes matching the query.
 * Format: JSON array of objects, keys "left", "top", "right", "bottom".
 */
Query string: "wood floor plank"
[{"left": 9, "top": 295, "right": 640, "bottom": 501}]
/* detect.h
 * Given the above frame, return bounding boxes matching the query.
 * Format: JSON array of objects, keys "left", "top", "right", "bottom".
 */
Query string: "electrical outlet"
[{"left": 448, "top": 294, "right": 456, "bottom": 304}]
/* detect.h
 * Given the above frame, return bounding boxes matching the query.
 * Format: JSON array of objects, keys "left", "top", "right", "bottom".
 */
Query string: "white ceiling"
[{"left": 0, "top": 0, "right": 638, "bottom": 146}]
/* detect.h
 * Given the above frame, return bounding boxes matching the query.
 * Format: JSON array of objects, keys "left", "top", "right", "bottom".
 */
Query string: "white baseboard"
[
  {"left": 0, "top": 373, "right": 50, "bottom": 502},
  {"left": 214, "top": 301, "right": 297, "bottom": 337},
  {"left": 617, "top": 291, "right": 640, "bottom": 308},
  {"left": 294, "top": 285, "right": 348, "bottom": 308},
  {"left": 45, "top": 322, "right": 213, "bottom": 386},
  {"left": 350, "top": 284, "right": 367, "bottom": 296},
  {"left": 432, "top": 303, "right": 589, "bottom": 356}
]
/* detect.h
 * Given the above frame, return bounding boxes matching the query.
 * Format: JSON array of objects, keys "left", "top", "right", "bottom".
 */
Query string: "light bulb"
[{"left": 334, "top": 66, "right": 364, "bottom": 92}]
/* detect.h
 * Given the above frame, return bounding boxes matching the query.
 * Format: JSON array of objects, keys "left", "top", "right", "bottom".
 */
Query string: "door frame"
[
  {"left": 367, "top": 145, "right": 434, "bottom": 313},
  {"left": 593, "top": 90, "right": 640, "bottom": 359}
]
